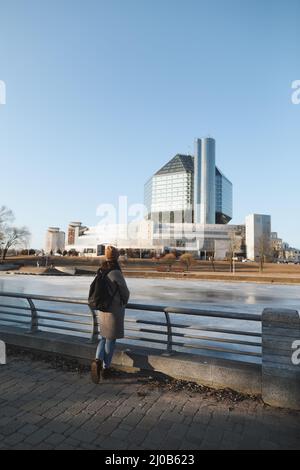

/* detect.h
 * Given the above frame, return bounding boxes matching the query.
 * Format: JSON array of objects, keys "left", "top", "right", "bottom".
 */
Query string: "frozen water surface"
[{"left": 0, "top": 274, "right": 299, "bottom": 311}]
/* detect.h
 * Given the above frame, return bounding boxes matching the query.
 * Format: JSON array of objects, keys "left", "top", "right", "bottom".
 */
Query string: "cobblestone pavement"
[{"left": 0, "top": 355, "right": 299, "bottom": 450}]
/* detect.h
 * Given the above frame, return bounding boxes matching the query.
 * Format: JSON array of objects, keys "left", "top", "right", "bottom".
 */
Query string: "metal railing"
[{"left": 0, "top": 291, "right": 262, "bottom": 362}]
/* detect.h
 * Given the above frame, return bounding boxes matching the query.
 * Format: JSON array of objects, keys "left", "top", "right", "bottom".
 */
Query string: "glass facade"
[
  {"left": 145, "top": 154, "right": 232, "bottom": 224},
  {"left": 151, "top": 172, "right": 193, "bottom": 212},
  {"left": 145, "top": 154, "right": 194, "bottom": 223},
  {"left": 144, "top": 177, "right": 153, "bottom": 215},
  {"left": 215, "top": 167, "right": 233, "bottom": 224}
]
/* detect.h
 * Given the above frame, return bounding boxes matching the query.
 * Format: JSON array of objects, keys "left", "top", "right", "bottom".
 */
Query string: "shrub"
[
  {"left": 161, "top": 253, "right": 177, "bottom": 272},
  {"left": 180, "top": 253, "right": 195, "bottom": 271}
]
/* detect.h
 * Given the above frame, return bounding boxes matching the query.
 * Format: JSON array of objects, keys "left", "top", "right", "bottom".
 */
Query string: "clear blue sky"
[{"left": 0, "top": 0, "right": 299, "bottom": 249}]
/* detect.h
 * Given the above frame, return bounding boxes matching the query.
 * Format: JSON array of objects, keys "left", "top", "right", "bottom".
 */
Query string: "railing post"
[
  {"left": 27, "top": 297, "right": 38, "bottom": 333},
  {"left": 88, "top": 306, "right": 99, "bottom": 343},
  {"left": 164, "top": 308, "right": 173, "bottom": 355}
]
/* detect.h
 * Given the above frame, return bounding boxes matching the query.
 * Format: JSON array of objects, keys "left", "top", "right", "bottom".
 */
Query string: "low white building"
[
  {"left": 284, "top": 248, "right": 300, "bottom": 262},
  {"left": 152, "top": 222, "right": 244, "bottom": 259},
  {"left": 65, "top": 219, "right": 245, "bottom": 260},
  {"left": 271, "top": 232, "right": 283, "bottom": 252},
  {"left": 45, "top": 227, "right": 65, "bottom": 254},
  {"left": 65, "top": 220, "right": 157, "bottom": 256}
]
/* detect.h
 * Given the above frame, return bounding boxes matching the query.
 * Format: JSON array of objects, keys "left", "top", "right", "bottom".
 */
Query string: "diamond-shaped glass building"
[{"left": 145, "top": 138, "right": 233, "bottom": 225}]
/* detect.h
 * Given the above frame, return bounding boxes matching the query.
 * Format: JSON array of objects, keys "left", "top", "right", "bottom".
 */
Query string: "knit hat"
[{"left": 105, "top": 245, "right": 119, "bottom": 261}]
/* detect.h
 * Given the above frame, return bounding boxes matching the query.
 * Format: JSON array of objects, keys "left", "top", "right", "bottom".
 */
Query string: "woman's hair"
[{"left": 100, "top": 259, "right": 122, "bottom": 272}]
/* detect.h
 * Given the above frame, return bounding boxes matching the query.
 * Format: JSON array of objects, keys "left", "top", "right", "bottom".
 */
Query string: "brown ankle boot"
[{"left": 91, "top": 359, "right": 102, "bottom": 384}]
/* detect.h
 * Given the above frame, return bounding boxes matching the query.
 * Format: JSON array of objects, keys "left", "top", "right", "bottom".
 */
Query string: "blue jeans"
[{"left": 95, "top": 337, "right": 116, "bottom": 369}]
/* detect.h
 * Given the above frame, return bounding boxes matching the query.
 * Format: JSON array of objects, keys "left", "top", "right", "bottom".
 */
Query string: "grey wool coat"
[{"left": 98, "top": 269, "right": 130, "bottom": 340}]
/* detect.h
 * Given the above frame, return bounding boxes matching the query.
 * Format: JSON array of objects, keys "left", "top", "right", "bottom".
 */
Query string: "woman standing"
[{"left": 91, "top": 246, "right": 130, "bottom": 383}]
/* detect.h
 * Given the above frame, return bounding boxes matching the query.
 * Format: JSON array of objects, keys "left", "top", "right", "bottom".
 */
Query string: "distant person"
[{"left": 90, "top": 245, "right": 130, "bottom": 383}]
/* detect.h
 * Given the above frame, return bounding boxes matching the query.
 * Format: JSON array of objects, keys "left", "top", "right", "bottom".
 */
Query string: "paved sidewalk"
[{"left": 0, "top": 354, "right": 299, "bottom": 450}]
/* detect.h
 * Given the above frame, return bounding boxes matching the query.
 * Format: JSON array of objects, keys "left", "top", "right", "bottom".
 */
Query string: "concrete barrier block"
[{"left": 262, "top": 308, "right": 300, "bottom": 410}]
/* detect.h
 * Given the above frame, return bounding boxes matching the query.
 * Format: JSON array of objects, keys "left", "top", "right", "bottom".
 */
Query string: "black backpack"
[{"left": 88, "top": 269, "right": 118, "bottom": 311}]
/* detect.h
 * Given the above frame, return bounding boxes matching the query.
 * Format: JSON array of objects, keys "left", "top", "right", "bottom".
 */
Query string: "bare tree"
[
  {"left": 0, "top": 205, "right": 14, "bottom": 223},
  {"left": 209, "top": 253, "right": 216, "bottom": 272},
  {"left": 1, "top": 226, "right": 30, "bottom": 261},
  {"left": 0, "top": 206, "right": 14, "bottom": 241},
  {"left": 256, "top": 234, "right": 271, "bottom": 273},
  {"left": 0, "top": 206, "right": 13, "bottom": 249},
  {"left": 227, "top": 231, "right": 242, "bottom": 273},
  {"left": 0, "top": 206, "right": 30, "bottom": 261}
]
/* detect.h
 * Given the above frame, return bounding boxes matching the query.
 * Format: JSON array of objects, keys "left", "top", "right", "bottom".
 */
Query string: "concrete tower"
[
  {"left": 45, "top": 227, "right": 65, "bottom": 254},
  {"left": 194, "top": 137, "right": 216, "bottom": 224},
  {"left": 201, "top": 137, "right": 216, "bottom": 224},
  {"left": 193, "top": 138, "right": 202, "bottom": 224}
]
